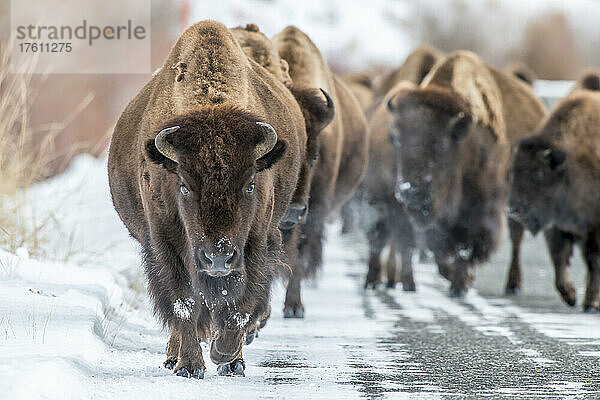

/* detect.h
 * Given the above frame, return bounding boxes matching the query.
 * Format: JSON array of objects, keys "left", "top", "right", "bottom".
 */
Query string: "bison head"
[
  {"left": 145, "top": 105, "right": 287, "bottom": 292},
  {"left": 508, "top": 138, "right": 569, "bottom": 235},
  {"left": 279, "top": 86, "right": 335, "bottom": 230},
  {"left": 387, "top": 87, "right": 473, "bottom": 228}
]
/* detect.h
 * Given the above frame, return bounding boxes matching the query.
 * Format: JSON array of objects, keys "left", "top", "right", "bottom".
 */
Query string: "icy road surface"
[{"left": 1, "top": 155, "right": 599, "bottom": 399}]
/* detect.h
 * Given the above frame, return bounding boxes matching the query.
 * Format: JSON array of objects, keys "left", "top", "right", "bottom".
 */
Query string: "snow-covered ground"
[{"left": 1, "top": 154, "right": 600, "bottom": 398}]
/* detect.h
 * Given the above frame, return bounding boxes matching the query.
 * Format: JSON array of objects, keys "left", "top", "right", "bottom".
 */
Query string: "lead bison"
[
  {"left": 509, "top": 70, "right": 600, "bottom": 311},
  {"left": 273, "top": 26, "right": 369, "bottom": 317},
  {"left": 387, "top": 50, "right": 545, "bottom": 296},
  {"left": 108, "top": 20, "right": 317, "bottom": 378}
]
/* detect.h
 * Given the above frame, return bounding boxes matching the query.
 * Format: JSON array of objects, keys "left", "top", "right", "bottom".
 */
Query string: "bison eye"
[
  {"left": 247, "top": 181, "right": 255, "bottom": 193},
  {"left": 180, "top": 185, "right": 190, "bottom": 196}
]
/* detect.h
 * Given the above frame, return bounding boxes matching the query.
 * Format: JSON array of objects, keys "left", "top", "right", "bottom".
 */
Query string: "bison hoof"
[
  {"left": 217, "top": 359, "right": 245, "bottom": 377},
  {"left": 164, "top": 358, "right": 177, "bottom": 370},
  {"left": 402, "top": 280, "right": 416, "bottom": 292},
  {"left": 245, "top": 332, "right": 255, "bottom": 345},
  {"left": 283, "top": 307, "right": 304, "bottom": 319},
  {"left": 364, "top": 280, "right": 380, "bottom": 290},
  {"left": 175, "top": 367, "right": 205, "bottom": 379},
  {"left": 558, "top": 287, "right": 577, "bottom": 307},
  {"left": 583, "top": 305, "right": 600, "bottom": 313},
  {"left": 259, "top": 319, "right": 267, "bottom": 329},
  {"left": 449, "top": 288, "right": 467, "bottom": 298},
  {"left": 386, "top": 280, "right": 396, "bottom": 289},
  {"left": 505, "top": 286, "right": 521, "bottom": 296}
]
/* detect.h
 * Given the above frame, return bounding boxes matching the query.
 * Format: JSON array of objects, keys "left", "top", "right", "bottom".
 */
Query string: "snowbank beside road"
[{"left": 0, "top": 155, "right": 400, "bottom": 399}]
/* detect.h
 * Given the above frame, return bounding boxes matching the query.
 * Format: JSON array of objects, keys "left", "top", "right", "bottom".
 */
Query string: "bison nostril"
[
  {"left": 202, "top": 249, "right": 237, "bottom": 273},
  {"left": 225, "top": 250, "right": 235, "bottom": 265},
  {"left": 298, "top": 206, "right": 308, "bottom": 220},
  {"left": 506, "top": 205, "right": 521, "bottom": 219}
]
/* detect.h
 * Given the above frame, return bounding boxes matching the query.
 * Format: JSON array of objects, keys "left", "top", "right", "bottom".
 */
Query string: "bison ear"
[
  {"left": 256, "top": 140, "right": 287, "bottom": 172},
  {"left": 145, "top": 139, "right": 178, "bottom": 172},
  {"left": 448, "top": 111, "right": 471, "bottom": 141},
  {"left": 288, "top": 85, "right": 335, "bottom": 139}
]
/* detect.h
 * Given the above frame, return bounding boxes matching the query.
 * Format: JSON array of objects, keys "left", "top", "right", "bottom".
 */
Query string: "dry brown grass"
[{"left": 0, "top": 40, "right": 61, "bottom": 256}]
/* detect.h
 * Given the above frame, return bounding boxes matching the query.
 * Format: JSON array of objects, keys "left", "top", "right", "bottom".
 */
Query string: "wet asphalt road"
[
  {"left": 92, "top": 222, "right": 600, "bottom": 399},
  {"left": 336, "top": 225, "right": 600, "bottom": 399}
]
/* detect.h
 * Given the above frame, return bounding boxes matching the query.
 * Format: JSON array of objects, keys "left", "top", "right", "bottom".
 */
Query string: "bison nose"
[
  {"left": 202, "top": 250, "right": 236, "bottom": 277},
  {"left": 397, "top": 182, "right": 431, "bottom": 209},
  {"left": 505, "top": 205, "right": 522, "bottom": 220},
  {"left": 279, "top": 204, "right": 308, "bottom": 230}
]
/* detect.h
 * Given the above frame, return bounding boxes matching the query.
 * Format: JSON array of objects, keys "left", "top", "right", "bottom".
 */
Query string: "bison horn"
[
  {"left": 387, "top": 95, "right": 396, "bottom": 112},
  {"left": 155, "top": 126, "right": 180, "bottom": 163},
  {"left": 255, "top": 122, "right": 277, "bottom": 159},
  {"left": 449, "top": 111, "right": 465, "bottom": 127},
  {"left": 320, "top": 88, "right": 334, "bottom": 111}
]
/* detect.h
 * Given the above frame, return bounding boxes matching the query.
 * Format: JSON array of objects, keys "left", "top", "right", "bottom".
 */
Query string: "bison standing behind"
[
  {"left": 360, "top": 46, "right": 442, "bottom": 290},
  {"left": 387, "top": 50, "right": 545, "bottom": 296},
  {"left": 108, "top": 20, "right": 309, "bottom": 378},
  {"left": 272, "top": 26, "right": 369, "bottom": 318},
  {"left": 230, "top": 23, "right": 335, "bottom": 327},
  {"left": 509, "top": 70, "right": 600, "bottom": 311}
]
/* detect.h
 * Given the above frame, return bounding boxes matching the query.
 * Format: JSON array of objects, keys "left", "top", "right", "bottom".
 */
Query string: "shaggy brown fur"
[
  {"left": 231, "top": 23, "right": 334, "bottom": 223},
  {"left": 509, "top": 76, "right": 600, "bottom": 311},
  {"left": 504, "top": 61, "right": 537, "bottom": 86},
  {"left": 343, "top": 72, "right": 375, "bottom": 111},
  {"left": 230, "top": 23, "right": 334, "bottom": 327},
  {"left": 108, "top": 20, "right": 308, "bottom": 378},
  {"left": 272, "top": 26, "right": 369, "bottom": 317},
  {"left": 376, "top": 45, "right": 443, "bottom": 99},
  {"left": 386, "top": 50, "right": 545, "bottom": 296},
  {"left": 360, "top": 80, "right": 418, "bottom": 289},
  {"left": 350, "top": 47, "right": 443, "bottom": 288},
  {"left": 231, "top": 24, "right": 292, "bottom": 85}
]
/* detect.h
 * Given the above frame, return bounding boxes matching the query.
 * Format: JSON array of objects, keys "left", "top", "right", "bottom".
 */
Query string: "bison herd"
[{"left": 107, "top": 20, "right": 600, "bottom": 379}]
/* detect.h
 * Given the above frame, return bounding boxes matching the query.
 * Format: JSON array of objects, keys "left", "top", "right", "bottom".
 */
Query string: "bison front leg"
[
  {"left": 173, "top": 320, "right": 206, "bottom": 379},
  {"left": 399, "top": 245, "right": 416, "bottom": 292},
  {"left": 385, "top": 241, "right": 397, "bottom": 288},
  {"left": 365, "top": 219, "right": 390, "bottom": 289},
  {"left": 284, "top": 270, "right": 304, "bottom": 318},
  {"left": 163, "top": 328, "right": 180, "bottom": 370},
  {"left": 282, "top": 227, "right": 305, "bottom": 318},
  {"left": 434, "top": 253, "right": 453, "bottom": 281},
  {"left": 449, "top": 260, "right": 471, "bottom": 298},
  {"left": 583, "top": 231, "right": 600, "bottom": 312},
  {"left": 505, "top": 218, "right": 525, "bottom": 295},
  {"left": 544, "top": 228, "right": 577, "bottom": 307}
]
